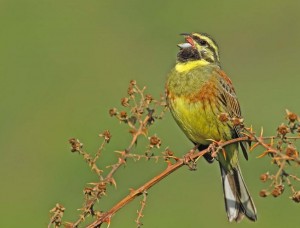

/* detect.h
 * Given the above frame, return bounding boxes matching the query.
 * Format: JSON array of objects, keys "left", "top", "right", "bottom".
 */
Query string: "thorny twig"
[
  {"left": 49, "top": 81, "right": 300, "bottom": 228},
  {"left": 135, "top": 191, "right": 148, "bottom": 228},
  {"left": 48, "top": 204, "right": 65, "bottom": 228}
]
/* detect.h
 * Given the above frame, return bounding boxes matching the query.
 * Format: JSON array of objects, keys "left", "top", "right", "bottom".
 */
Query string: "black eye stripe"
[
  {"left": 192, "top": 36, "right": 208, "bottom": 46},
  {"left": 193, "top": 36, "right": 218, "bottom": 56},
  {"left": 199, "top": 40, "right": 207, "bottom": 45}
]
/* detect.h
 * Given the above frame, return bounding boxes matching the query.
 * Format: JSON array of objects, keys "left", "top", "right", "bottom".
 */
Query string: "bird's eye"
[
  {"left": 199, "top": 40, "right": 207, "bottom": 46},
  {"left": 192, "top": 36, "right": 207, "bottom": 46}
]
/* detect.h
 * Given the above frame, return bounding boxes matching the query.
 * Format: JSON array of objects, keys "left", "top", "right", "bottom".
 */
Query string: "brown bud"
[
  {"left": 286, "top": 145, "right": 298, "bottom": 158},
  {"left": 149, "top": 135, "right": 162, "bottom": 148},
  {"left": 260, "top": 173, "right": 269, "bottom": 182},
  {"left": 277, "top": 123, "right": 289, "bottom": 136},
  {"left": 130, "top": 80, "right": 136, "bottom": 86},
  {"left": 259, "top": 189, "right": 268, "bottom": 197},
  {"left": 109, "top": 108, "right": 117, "bottom": 117},
  {"left": 231, "top": 117, "right": 244, "bottom": 126},
  {"left": 69, "top": 138, "right": 83, "bottom": 152},
  {"left": 127, "top": 86, "right": 135, "bottom": 96},
  {"left": 145, "top": 94, "right": 153, "bottom": 104},
  {"left": 99, "top": 130, "right": 112, "bottom": 143},
  {"left": 121, "top": 97, "right": 130, "bottom": 107},
  {"left": 271, "top": 185, "right": 284, "bottom": 197},
  {"left": 286, "top": 109, "right": 298, "bottom": 123},
  {"left": 218, "top": 113, "right": 229, "bottom": 122},
  {"left": 291, "top": 191, "right": 300, "bottom": 203},
  {"left": 119, "top": 111, "right": 127, "bottom": 119},
  {"left": 165, "top": 148, "right": 174, "bottom": 156}
]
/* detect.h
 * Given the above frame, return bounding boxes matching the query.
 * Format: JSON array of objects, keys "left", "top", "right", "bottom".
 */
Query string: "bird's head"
[{"left": 177, "top": 32, "right": 220, "bottom": 65}]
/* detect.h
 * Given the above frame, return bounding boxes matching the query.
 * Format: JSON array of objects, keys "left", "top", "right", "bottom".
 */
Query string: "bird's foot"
[
  {"left": 207, "top": 140, "right": 225, "bottom": 160},
  {"left": 183, "top": 148, "right": 197, "bottom": 171},
  {"left": 208, "top": 142, "right": 218, "bottom": 158}
]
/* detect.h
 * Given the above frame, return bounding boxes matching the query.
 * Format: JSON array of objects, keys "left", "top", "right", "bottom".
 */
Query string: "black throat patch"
[{"left": 177, "top": 47, "right": 201, "bottom": 62}]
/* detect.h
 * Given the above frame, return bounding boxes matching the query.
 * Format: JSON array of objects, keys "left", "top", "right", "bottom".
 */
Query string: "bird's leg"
[
  {"left": 208, "top": 142, "right": 219, "bottom": 159},
  {"left": 183, "top": 145, "right": 198, "bottom": 170}
]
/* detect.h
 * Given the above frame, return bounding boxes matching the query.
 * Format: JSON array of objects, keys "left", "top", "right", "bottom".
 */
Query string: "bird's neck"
[{"left": 175, "top": 59, "right": 210, "bottom": 73}]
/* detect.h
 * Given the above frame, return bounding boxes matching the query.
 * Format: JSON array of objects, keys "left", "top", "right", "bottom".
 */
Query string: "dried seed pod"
[
  {"left": 121, "top": 97, "right": 130, "bottom": 107},
  {"left": 99, "top": 130, "right": 112, "bottom": 143},
  {"left": 260, "top": 173, "right": 269, "bottom": 182},
  {"left": 286, "top": 109, "right": 298, "bottom": 123},
  {"left": 130, "top": 80, "right": 136, "bottom": 86},
  {"left": 127, "top": 86, "right": 135, "bottom": 96},
  {"left": 231, "top": 117, "right": 244, "bottom": 126},
  {"left": 149, "top": 135, "right": 162, "bottom": 148},
  {"left": 165, "top": 148, "right": 174, "bottom": 156},
  {"left": 277, "top": 123, "right": 289, "bottom": 136},
  {"left": 259, "top": 189, "right": 268, "bottom": 197},
  {"left": 119, "top": 111, "right": 127, "bottom": 119},
  {"left": 286, "top": 145, "right": 298, "bottom": 158},
  {"left": 109, "top": 108, "right": 117, "bottom": 117},
  {"left": 271, "top": 185, "right": 284, "bottom": 197},
  {"left": 145, "top": 94, "right": 153, "bottom": 104},
  {"left": 69, "top": 138, "right": 83, "bottom": 152},
  {"left": 218, "top": 113, "right": 229, "bottom": 122},
  {"left": 291, "top": 191, "right": 300, "bottom": 203}
]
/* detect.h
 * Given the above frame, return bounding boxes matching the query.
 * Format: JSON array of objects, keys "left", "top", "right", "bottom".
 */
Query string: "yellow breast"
[{"left": 167, "top": 90, "right": 232, "bottom": 145}]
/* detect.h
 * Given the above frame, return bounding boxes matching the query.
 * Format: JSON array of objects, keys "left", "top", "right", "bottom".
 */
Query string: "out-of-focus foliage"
[{"left": 1, "top": 0, "right": 300, "bottom": 227}]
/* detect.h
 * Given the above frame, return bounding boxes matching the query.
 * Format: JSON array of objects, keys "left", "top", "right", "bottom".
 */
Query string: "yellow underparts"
[
  {"left": 170, "top": 96, "right": 232, "bottom": 145},
  {"left": 175, "top": 59, "right": 210, "bottom": 73}
]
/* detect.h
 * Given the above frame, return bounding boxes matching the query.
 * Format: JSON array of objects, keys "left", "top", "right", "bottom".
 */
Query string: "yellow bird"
[{"left": 165, "top": 32, "right": 257, "bottom": 222}]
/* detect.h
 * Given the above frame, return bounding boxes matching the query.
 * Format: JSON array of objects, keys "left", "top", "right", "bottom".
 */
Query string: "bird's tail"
[{"left": 220, "top": 164, "right": 257, "bottom": 222}]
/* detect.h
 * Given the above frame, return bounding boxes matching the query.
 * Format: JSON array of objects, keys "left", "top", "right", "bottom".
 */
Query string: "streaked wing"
[{"left": 215, "top": 69, "right": 248, "bottom": 160}]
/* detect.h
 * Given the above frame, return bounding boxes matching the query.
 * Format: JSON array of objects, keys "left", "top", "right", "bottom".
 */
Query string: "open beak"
[{"left": 177, "top": 33, "right": 195, "bottom": 49}]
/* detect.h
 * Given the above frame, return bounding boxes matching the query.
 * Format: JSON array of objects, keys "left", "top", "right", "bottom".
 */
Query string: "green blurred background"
[{"left": 1, "top": 0, "right": 300, "bottom": 227}]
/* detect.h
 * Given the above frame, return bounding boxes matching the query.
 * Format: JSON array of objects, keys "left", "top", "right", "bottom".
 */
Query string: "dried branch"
[
  {"left": 86, "top": 135, "right": 261, "bottom": 227},
  {"left": 48, "top": 82, "right": 300, "bottom": 228},
  {"left": 135, "top": 191, "right": 148, "bottom": 228}
]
